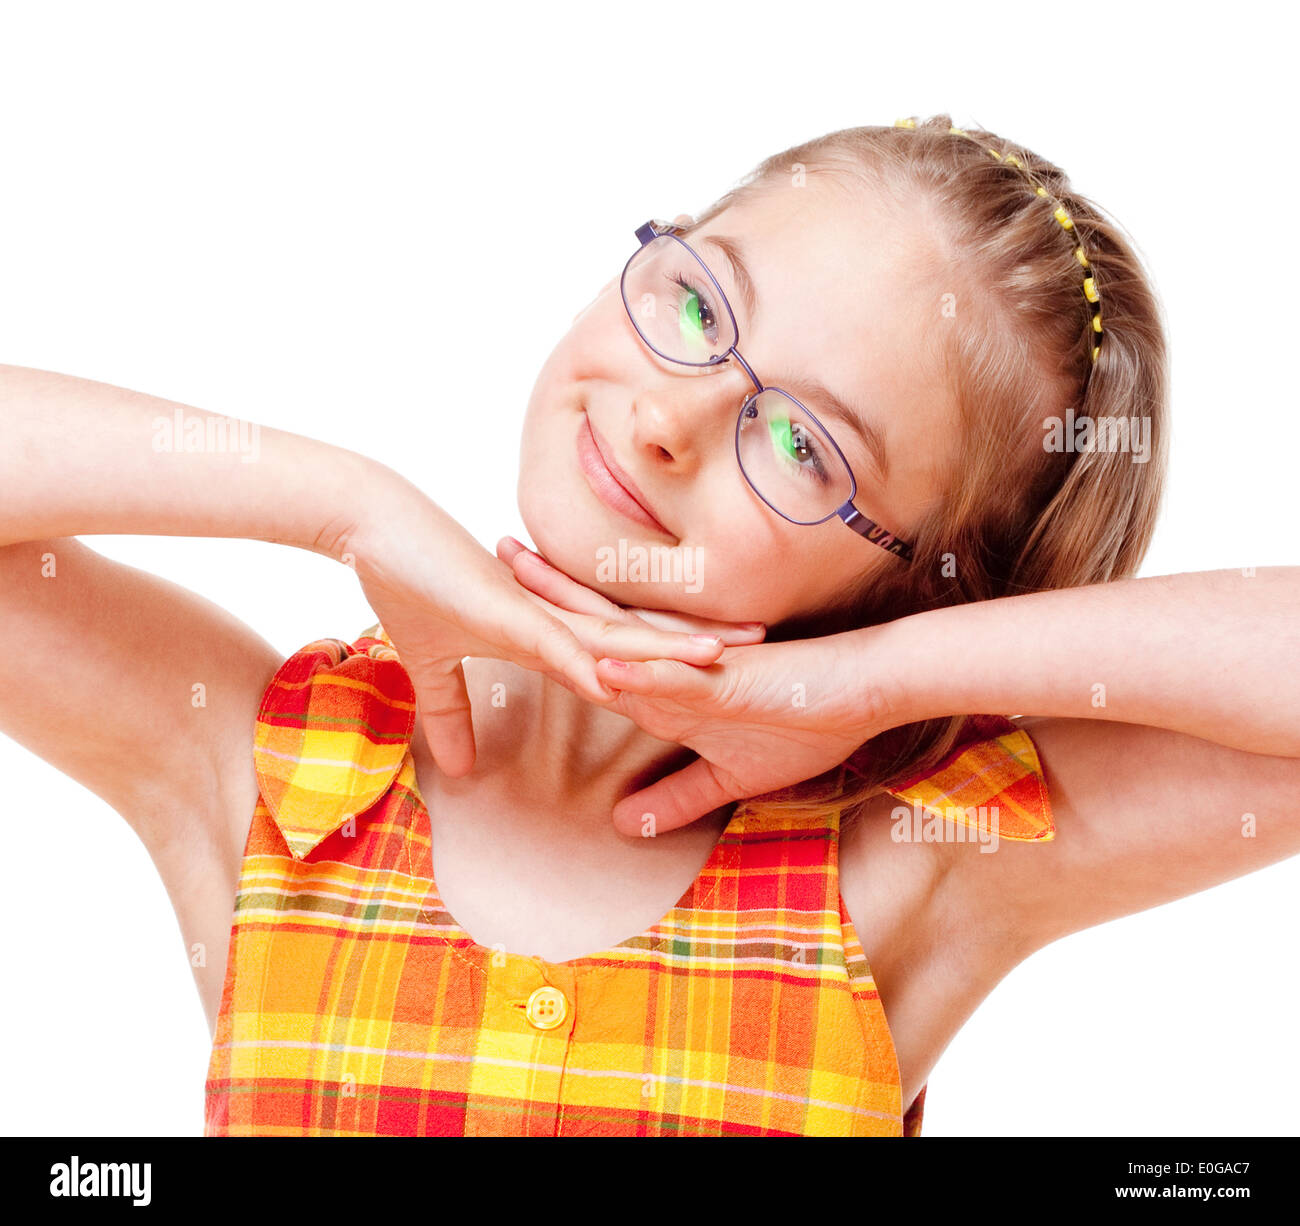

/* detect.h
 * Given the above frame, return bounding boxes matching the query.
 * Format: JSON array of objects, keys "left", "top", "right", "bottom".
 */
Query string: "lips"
[{"left": 576, "top": 413, "right": 672, "bottom": 536}]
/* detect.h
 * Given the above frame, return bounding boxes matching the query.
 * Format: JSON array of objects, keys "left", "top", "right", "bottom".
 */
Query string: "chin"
[
  {"left": 517, "top": 426, "right": 773, "bottom": 621},
  {"left": 529, "top": 521, "right": 712, "bottom": 611},
  {"left": 518, "top": 501, "right": 742, "bottom": 620}
]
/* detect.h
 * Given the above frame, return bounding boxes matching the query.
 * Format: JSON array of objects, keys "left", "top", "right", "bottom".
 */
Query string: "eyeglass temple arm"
[
  {"left": 635, "top": 219, "right": 686, "bottom": 245},
  {"left": 837, "top": 501, "right": 915, "bottom": 563}
]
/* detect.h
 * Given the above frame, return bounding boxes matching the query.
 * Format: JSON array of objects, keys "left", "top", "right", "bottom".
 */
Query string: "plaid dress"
[{"left": 204, "top": 626, "right": 1053, "bottom": 1137}]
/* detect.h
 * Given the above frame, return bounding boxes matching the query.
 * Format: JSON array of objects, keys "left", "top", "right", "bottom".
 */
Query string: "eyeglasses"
[{"left": 619, "top": 219, "right": 914, "bottom": 564}]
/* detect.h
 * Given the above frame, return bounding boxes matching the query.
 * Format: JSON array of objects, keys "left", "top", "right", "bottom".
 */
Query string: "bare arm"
[
  {"left": 0, "top": 363, "right": 407, "bottom": 825},
  {"left": 0, "top": 361, "right": 390, "bottom": 554},
  {"left": 0, "top": 536, "right": 290, "bottom": 1027},
  {"left": 883, "top": 566, "right": 1300, "bottom": 757},
  {"left": 0, "top": 536, "right": 283, "bottom": 864},
  {"left": 942, "top": 717, "right": 1300, "bottom": 957},
  {"left": 0, "top": 362, "right": 744, "bottom": 1031},
  {"left": 0, "top": 363, "right": 418, "bottom": 1024},
  {"left": 867, "top": 568, "right": 1300, "bottom": 960}
]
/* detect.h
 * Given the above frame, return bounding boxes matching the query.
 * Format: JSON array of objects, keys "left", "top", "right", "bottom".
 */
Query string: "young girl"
[{"left": 3, "top": 114, "right": 1296, "bottom": 1137}]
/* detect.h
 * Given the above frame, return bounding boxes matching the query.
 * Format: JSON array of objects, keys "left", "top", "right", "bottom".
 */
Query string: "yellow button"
[{"left": 525, "top": 986, "right": 568, "bottom": 1030}]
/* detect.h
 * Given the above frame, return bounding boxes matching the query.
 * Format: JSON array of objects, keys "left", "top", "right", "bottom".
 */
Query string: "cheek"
[
  {"left": 516, "top": 334, "right": 590, "bottom": 520},
  {"left": 677, "top": 517, "right": 854, "bottom": 623},
  {"left": 514, "top": 301, "right": 865, "bottom": 621},
  {"left": 729, "top": 503, "right": 889, "bottom": 616},
  {"left": 517, "top": 401, "right": 639, "bottom": 595},
  {"left": 555, "top": 293, "right": 631, "bottom": 382},
  {"left": 517, "top": 412, "right": 582, "bottom": 556},
  {"left": 519, "top": 432, "right": 852, "bottom": 625}
]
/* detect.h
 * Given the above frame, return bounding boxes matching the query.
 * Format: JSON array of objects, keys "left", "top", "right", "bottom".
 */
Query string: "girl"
[{"left": 2, "top": 115, "right": 1296, "bottom": 1137}]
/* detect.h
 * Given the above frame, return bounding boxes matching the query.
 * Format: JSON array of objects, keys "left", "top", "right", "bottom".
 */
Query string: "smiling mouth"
[{"left": 576, "top": 413, "right": 672, "bottom": 536}]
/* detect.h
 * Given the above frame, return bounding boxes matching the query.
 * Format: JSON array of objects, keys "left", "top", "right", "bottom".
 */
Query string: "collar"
[
  {"left": 877, "top": 713, "right": 1055, "bottom": 842},
  {"left": 252, "top": 628, "right": 415, "bottom": 859},
  {"left": 254, "top": 626, "right": 1053, "bottom": 859}
]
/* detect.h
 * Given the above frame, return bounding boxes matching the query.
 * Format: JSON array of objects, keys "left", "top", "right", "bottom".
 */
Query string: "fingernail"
[
  {"left": 517, "top": 550, "right": 544, "bottom": 567},
  {"left": 690, "top": 634, "right": 722, "bottom": 646},
  {"left": 604, "top": 658, "right": 630, "bottom": 669},
  {"left": 740, "top": 622, "right": 765, "bottom": 631}
]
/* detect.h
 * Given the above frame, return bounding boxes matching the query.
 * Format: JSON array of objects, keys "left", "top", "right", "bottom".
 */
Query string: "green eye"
[
  {"left": 768, "top": 415, "right": 797, "bottom": 460},
  {"left": 670, "top": 273, "right": 716, "bottom": 351},
  {"left": 677, "top": 290, "right": 704, "bottom": 339}
]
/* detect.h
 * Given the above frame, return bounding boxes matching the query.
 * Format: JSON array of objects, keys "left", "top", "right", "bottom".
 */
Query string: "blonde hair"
[{"left": 682, "top": 114, "right": 1170, "bottom": 828}]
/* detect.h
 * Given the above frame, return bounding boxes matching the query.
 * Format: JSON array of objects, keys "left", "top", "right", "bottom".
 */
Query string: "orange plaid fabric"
[
  {"left": 882, "top": 712, "right": 1055, "bottom": 843},
  {"left": 204, "top": 627, "right": 1053, "bottom": 1137}
]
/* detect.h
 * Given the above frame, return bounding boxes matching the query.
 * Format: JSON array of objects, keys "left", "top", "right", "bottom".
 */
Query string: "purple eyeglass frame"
[{"left": 620, "top": 219, "right": 915, "bottom": 565}]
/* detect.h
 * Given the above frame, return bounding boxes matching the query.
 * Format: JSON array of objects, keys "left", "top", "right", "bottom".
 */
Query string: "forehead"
[
  {"left": 697, "top": 176, "right": 943, "bottom": 364},
  {"left": 693, "top": 176, "right": 959, "bottom": 494}
]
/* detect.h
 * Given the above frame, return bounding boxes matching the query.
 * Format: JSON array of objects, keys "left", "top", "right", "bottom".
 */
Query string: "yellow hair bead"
[{"left": 899, "top": 119, "right": 1103, "bottom": 374}]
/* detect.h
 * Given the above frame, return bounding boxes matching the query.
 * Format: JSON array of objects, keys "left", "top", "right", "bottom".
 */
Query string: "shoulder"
[
  {"left": 837, "top": 719, "right": 1057, "bottom": 1099},
  {"left": 144, "top": 623, "right": 412, "bottom": 1033},
  {"left": 839, "top": 716, "right": 1057, "bottom": 978}
]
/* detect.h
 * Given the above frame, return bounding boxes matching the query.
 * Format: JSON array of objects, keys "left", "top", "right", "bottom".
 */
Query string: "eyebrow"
[
  {"left": 701, "top": 233, "right": 892, "bottom": 485},
  {"left": 702, "top": 234, "right": 759, "bottom": 325}
]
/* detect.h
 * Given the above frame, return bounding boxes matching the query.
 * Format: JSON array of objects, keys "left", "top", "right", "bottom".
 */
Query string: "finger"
[
  {"left": 502, "top": 577, "right": 730, "bottom": 667},
  {"left": 505, "top": 600, "right": 615, "bottom": 704},
  {"left": 596, "top": 655, "right": 723, "bottom": 700},
  {"left": 499, "top": 537, "right": 766, "bottom": 646},
  {"left": 611, "top": 758, "right": 741, "bottom": 837},
  {"left": 501, "top": 542, "right": 634, "bottom": 622},
  {"left": 496, "top": 535, "right": 530, "bottom": 565},
  {"left": 578, "top": 620, "right": 728, "bottom": 667},
  {"left": 628, "top": 608, "right": 766, "bottom": 644},
  {"left": 407, "top": 658, "right": 478, "bottom": 778},
  {"left": 497, "top": 535, "right": 553, "bottom": 584}
]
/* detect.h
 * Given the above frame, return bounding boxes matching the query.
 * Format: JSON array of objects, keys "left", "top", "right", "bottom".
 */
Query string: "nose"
[{"left": 631, "top": 357, "right": 756, "bottom": 466}]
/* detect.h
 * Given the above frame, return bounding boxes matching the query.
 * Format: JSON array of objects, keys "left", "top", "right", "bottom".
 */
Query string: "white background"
[{"left": 1, "top": 0, "right": 1296, "bottom": 1136}]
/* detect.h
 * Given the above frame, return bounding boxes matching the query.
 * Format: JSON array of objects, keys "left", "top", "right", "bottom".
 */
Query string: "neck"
[{"left": 411, "top": 655, "right": 701, "bottom": 835}]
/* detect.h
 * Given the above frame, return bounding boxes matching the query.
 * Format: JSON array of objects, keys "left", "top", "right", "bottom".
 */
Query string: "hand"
[
  {"left": 501, "top": 538, "right": 898, "bottom": 835},
  {"left": 343, "top": 479, "right": 766, "bottom": 778}
]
